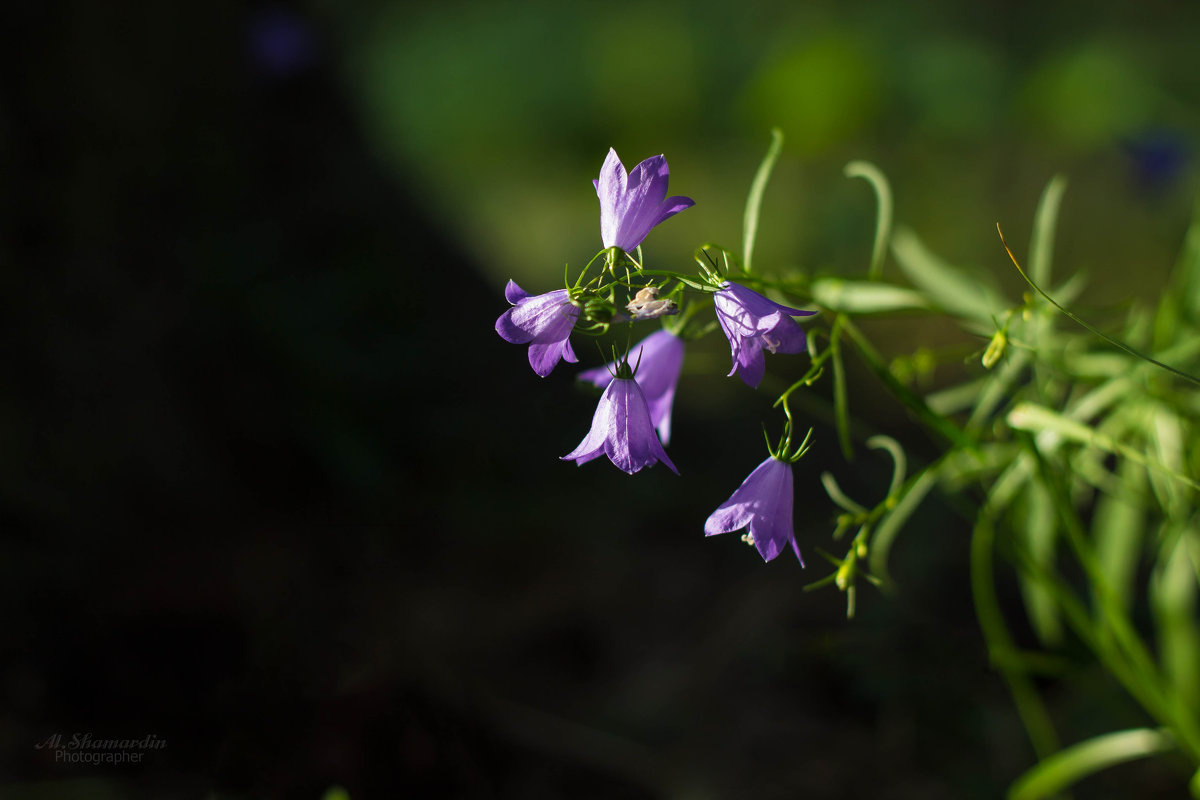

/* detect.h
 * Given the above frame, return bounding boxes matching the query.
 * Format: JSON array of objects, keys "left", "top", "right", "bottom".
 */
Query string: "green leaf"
[
  {"left": 844, "top": 160, "right": 893, "bottom": 279},
  {"left": 1093, "top": 458, "right": 1146, "bottom": 617},
  {"left": 1153, "top": 524, "right": 1200, "bottom": 716},
  {"left": 1164, "top": 198, "right": 1200, "bottom": 330},
  {"left": 1008, "top": 728, "right": 1177, "bottom": 800},
  {"left": 743, "top": 128, "right": 783, "bottom": 274},
  {"left": 1017, "top": 481, "right": 1063, "bottom": 647},
  {"left": 891, "top": 227, "right": 1007, "bottom": 323},
  {"left": 1007, "top": 402, "right": 1200, "bottom": 492},
  {"left": 810, "top": 277, "right": 928, "bottom": 313},
  {"left": 831, "top": 319, "right": 853, "bottom": 459},
  {"left": 1028, "top": 175, "right": 1068, "bottom": 286},
  {"left": 870, "top": 465, "right": 938, "bottom": 588},
  {"left": 972, "top": 515, "right": 1061, "bottom": 761}
]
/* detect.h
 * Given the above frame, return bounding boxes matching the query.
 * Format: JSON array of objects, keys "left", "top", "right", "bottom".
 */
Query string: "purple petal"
[
  {"left": 760, "top": 317, "right": 807, "bottom": 355},
  {"left": 562, "top": 382, "right": 617, "bottom": 465},
  {"left": 565, "top": 379, "right": 677, "bottom": 474},
  {"left": 704, "top": 499, "right": 756, "bottom": 536},
  {"left": 733, "top": 338, "right": 766, "bottom": 388},
  {"left": 713, "top": 288, "right": 760, "bottom": 338},
  {"left": 611, "top": 159, "right": 669, "bottom": 251},
  {"left": 595, "top": 149, "right": 693, "bottom": 252},
  {"left": 720, "top": 282, "right": 813, "bottom": 320},
  {"left": 633, "top": 330, "right": 684, "bottom": 443},
  {"left": 651, "top": 195, "right": 696, "bottom": 229},
  {"left": 507, "top": 289, "right": 577, "bottom": 343},
  {"left": 575, "top": 330, "right": 684, "bottom": 443},
  {"left": 704, "top": 457, "right": 798, "bottom": 564},
  {"left": 626, "top": 155, "right": 670, "bottom": 207},
  {"left": 577, "top": 363, "right": 614, "bottom": 390},
  {"left": 561, "top": 337, "right": 578, "bottom": 365},
  {"left": 714, "top": 283, "right": 813, "bottom": 387},
  {"left": 603, "top": 378, "right": 678, "bottom": 475},
  {"left": 504, "top": 279, "right": 529, "bottom": 305},
  {"left": 528, "top": 340, "right": 569, "bottom": 377},
  {"left": 746, "top": 460, "right": 795, "bottom": 563},
  {"left": 495, "top": 306, "right": 531, "bottom": 344},
  {"left": 596, "top": 149, "right": 628, "bottom": 250}
]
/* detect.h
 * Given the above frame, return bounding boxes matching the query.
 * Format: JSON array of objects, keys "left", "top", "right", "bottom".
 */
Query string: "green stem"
[
  {"left": 839, "top": 317, "right": 978, "bottom": 452},
  {"left": 971, "top": 514, "right": 1062, "bottom": 760}
]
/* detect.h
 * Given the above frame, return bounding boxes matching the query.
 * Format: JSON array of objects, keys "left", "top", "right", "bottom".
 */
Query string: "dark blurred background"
[{"left": 0, "top": 1, "right": 1197, "bottom": 798}]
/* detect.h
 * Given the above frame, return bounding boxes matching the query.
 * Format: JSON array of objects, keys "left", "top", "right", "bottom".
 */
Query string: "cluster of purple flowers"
[{"left": 495, "top": 149, "right": 814, "bottom": 563}]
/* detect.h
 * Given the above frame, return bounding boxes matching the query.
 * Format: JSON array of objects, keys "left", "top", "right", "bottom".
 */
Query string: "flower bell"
[
  {"left": 495, "top": 280, "right": 580, "bottom": 377},
  {"left": 594, "top": 149, "right": 694, "bottom": 253},
  {"left": 563, "top": 366, "right": 678, "bottom": 475},
  {"left": 704, "top": 456, "right": 802, "bottom": 564},
  {"left": 577, "top": 329, "right": 685, "bottom": 445},
  {"left": 713, "top": 282, "right": 815, "bottom": 388}
]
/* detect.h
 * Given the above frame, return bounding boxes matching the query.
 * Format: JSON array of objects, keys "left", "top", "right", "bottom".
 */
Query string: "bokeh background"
[{"left": 1, "top": 1, "right": 1198, "bottom": 797}]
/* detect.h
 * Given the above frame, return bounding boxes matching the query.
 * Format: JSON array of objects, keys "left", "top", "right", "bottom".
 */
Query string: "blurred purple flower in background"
[
  {"left": 577, "top": 329, "right": 685, "bottom": 445},
  {"left": 705, "top": 456, "right": 802, "bottom": 564},
  {"left": 495, "top": 280, "right": 580, "bottom": 377},
  {"left": 562, "top": 377, "right": 678, "bottom": 475},
  {"left": 246, "top": 6, "right": 318, "bottom": 79},
  {"left": 714, "top": 282, "right": 815, "bottom": 388},
  {"left": 594, "top": 149, "right": 694, "bottom": 252},
  {"left": 1122, "top": 128, "right": 1190, "bottom": 193}
]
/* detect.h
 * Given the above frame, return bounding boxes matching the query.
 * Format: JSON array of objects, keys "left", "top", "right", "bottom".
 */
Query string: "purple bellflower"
[
  {"left": 577, "top": 329, "right": 685, "bottom": 445},
  {"left": 714, "top": 282, "right": 816, "bottom": 388},
  {"left": 705, "top": 456, "right": 802, "bottom": 564},
  {"left": 594, "top": 149, "right": 694, "bottom": 252},
  {"left": 495, "top": 280, "right": 580, "bottom": 377},
  {"left": 562, "top": 375, "right": 678, "bottom": 475}
]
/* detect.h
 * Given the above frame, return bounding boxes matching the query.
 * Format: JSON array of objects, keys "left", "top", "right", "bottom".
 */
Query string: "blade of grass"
[
  {"left": 844, "top": 160, "right": 893, "bottom": 280},
  {"left": 1007, "top": 728, "right": 1177, "bottom": 800},
  {"left": 1029, "top": 175, "right": 1068, "bottom": 287},
  {"left": 743, "top": 128, "right": 783, "bottom": 275}
]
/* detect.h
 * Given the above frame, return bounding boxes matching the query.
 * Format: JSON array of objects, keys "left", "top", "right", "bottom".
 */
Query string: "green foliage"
[{"left": 779, "top": 163, "right": 1200, "bottom": 794}]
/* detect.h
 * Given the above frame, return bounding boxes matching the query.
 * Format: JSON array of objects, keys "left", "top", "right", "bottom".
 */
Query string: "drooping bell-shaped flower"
[
  {"left": 562, "top": 376, "right": 678, "bottom": 475},
  {"left": 495, "top": 280, "right": 580, "bottom": 377},
  {"left": 705, "top": 456, "right": 802, "bottom": 564},
  {"left": 594, "top": 149, "right": 694, "bottom": 253},
  {"left": 577, "top": 329, "right": 685, "bottom": 445},
  {"left": 713, "top": 282, "right": 816, "bottom": 388}
]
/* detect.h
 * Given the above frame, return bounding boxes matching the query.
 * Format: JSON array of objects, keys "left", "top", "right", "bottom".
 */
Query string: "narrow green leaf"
[
  {"left": 972, "top": 515, "right": 1061, "bottom": 761},
  {"left": 743, "top": 128, "right": 784, "bottom": 275},
  {"left": 1153, "top": 524, "right": 1200, "bottom": 715},
  {"left": 926, "top": 376, "right": 988, "bottom": 416},
  {"left": 968, "top": 349, "right": 1031, "bottom": 435},
  {"left": 1093, "top": 458, "right": 1146, "bottom": 616},
  {"left": 1166, "top": 196, "right": 1200, "bottom": 328},
  {"left": 844, "top": 160, "right": 893, "bottom": 280},
  {"left": 1008, "top": 728, "right": 1176, "bottom": 800},
  {"left": 869, "top": 465, "right": 938, "bottom": 588},
  {"left": 1007, "top": 402, "right": 1200, "bottom": 492},
  {"left": 1017, "top": 481, "right": 1063, "bottom": 647},
  {"left": 821, "top": 471, "right": 866, "bottom": 514},
  {"left": 1028, "top": 175, "right": 1068, "bottom": 286},
  {"left": 810, "top": 277, "right": 928, "bottom": 313},
  {"left": 831, "top": 320, "right": 853, "bottom": 459},
  {"left": 891, "top": 226, "right": 1007, "bottom": 323},
  {"left": 867, "top": 435, "right": 906, "bottom": 498}
]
